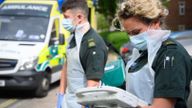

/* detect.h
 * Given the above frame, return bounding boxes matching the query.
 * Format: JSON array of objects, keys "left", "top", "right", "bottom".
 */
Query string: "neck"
[
  {"left": 75, "top": 21, "right": 90, "bottom": 36},
  {"left": 79, "top": 19, "right": 88, "bottom": 25}
]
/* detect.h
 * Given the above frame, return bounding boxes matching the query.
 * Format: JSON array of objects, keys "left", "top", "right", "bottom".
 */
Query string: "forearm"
[
  {"left": 140, "top": 98, "right": 176, "bottom": 108},
  {"left": 87, "top": 79, "right": 100, "bottom": 87},
  {"left": 81, "top": 80, "right": 100, "bottom": 108},
  {"left": 59, "top": 62, "right": 67, "bottom": 94}
]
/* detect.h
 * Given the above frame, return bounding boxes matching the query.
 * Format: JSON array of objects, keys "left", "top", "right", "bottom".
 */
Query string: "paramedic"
[
  {"left": 57, "top": 0, "right": 108, "bottom": 108},
  {"left": 117, "top": 0, "right": 192, "bottom": 108}
]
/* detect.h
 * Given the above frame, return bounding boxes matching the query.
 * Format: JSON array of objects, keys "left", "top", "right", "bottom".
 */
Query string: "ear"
[
  {"left": 77, "top": 14, "right": 84, "bottom": 20},
  {"left": 76, "top": 13, "right": 85, "bottom": 24},
  {"left": 151, "top": 21, "right": 161, "bottom": 29}
]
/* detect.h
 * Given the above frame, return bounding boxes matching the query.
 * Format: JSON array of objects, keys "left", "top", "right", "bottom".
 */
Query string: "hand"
[
  {"left": 87, "top": 80, "right": 100, "bottom": 87},
  {"left": 57, "top": 93, "right": 64, "bottom": 108}
]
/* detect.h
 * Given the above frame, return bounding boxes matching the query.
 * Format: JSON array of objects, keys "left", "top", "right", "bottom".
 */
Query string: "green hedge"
[{"left": 100, "top": 31, "right": 129, "bottom": 51}]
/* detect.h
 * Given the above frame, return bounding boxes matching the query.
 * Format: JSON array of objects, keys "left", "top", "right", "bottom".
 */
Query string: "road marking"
[{"left": 0, "top": 99, "right": 17, "bottom": 108}]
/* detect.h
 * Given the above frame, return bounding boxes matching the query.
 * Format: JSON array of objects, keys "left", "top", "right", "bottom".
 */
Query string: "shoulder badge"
[
  {"left": 162, "top": 39, "right": 177, "bottom": 50},
  {"left": 163, "top": 40, "right": 176, "bottom": 46},
  {"left": 88, "top": 38, "right": 96, "bottom": 48}
]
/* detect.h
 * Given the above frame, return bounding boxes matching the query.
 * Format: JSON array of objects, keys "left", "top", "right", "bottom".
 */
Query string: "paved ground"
[
  {"left": 1, "top": 82, "right": 192, "bottom": 108},
  {"left": 0, "top": 82, "right": 59, "bottom": 108},
  {"left": 9, "top": 87, "right": 58, "bottom": 108}
]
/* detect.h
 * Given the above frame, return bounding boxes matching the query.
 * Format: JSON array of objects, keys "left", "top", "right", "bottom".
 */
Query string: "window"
[
  {"left": 0, "top": 16, "right": 49, "bottom": 42},
  {"left": 179, "top": 1, "right": 185, "bottom": 15},
  {"left": 49, "top": 19, "right": 59, "bottom": 46},
  {"left": 51, "top": 23, "right": 56, "bottom": 37},
  {"left": 88, "top": 8, "right": 91, "bottom": 23},
  {"left": 178, "top": 25, "right": 185, "bottom": 31}
]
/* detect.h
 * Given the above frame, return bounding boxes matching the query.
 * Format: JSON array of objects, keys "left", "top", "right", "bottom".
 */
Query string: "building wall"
[{"left": 166, "top": 0, "right": 192, "bottom": 31}]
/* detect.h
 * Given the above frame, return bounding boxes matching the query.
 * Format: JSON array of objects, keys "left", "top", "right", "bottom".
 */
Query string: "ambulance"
[{"left": 0, "top": 0, "right": 96, "bottom": 97}]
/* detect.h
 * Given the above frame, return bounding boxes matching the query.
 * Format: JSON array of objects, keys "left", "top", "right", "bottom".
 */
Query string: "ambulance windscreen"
[
  {"left": 0, "top": 16, "right": 49, "bottom": 42},
  {"left": 0, "top": 4, "right": 52, "bottom": 17}
]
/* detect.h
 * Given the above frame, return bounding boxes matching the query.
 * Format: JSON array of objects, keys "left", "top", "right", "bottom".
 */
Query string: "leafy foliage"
[
  {"left": 100, "top": 31, "right": 129, "bottom": 51},
  {"left": 96, "top": 12, "right": 110, "bottom": 32},
  {"left": 96, "top": 0, "right": 118, "bottom": 18}
]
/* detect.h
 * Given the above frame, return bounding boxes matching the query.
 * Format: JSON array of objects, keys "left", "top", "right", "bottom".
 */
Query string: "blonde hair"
[{"left": 117, "top": 0, "right": 168, "bottom": 26}]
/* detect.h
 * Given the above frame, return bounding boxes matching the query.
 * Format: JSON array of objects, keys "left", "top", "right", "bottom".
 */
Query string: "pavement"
[
  {"left": 8, "top": 87, "right": 58, "bottom": 108},
  {"left": 4, "top": 84, "right": 59, "bottom": 108},
  {"left": 0, "top": 80, "right": 192, "bottom": 108}
]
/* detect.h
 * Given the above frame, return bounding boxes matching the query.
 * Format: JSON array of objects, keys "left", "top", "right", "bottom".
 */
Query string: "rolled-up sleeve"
[
  {"left": 153, "top": 49, "right": 187, "bottom": 100},
  {"left": 85, "top": 47, "right": 107, "bottom": 80}
]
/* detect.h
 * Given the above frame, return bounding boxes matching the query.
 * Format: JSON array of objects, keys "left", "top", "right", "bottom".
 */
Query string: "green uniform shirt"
[
  {"left": 69, "top": 28, "right": 108, "bottom": 80},
  {"left": 152, "top": 39, "right": 192, "bottom": 108},
  {"left": 128, "top": 38, "right": 191, "bottom": 108}
]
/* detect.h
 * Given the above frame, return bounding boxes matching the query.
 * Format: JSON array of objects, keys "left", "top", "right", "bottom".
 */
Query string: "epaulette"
[
  {"left": 88, "top": 38, "right": 96, "bottom": 48},
  {"left": 162, "top": 39, "right": 177, "bottom": 49},
  {"left": 163, "top": 40, "right": 175, "bottom": 45}
]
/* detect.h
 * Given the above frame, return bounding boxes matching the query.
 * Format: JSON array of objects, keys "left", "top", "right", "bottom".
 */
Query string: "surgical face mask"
[
  {"left": 129, "top": 31, "right": 148, "bottom": 50},
  {"left": 62, "top": 18, "right": 75, "bottom": 32}
]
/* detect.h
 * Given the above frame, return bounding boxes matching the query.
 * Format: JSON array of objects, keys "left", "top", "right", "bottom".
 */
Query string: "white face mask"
[
  {"left": 62, "top": 18, "right": 75, "bottom": 32},
  {"left": 129, "top": 31, "right": 148, "bottom": 50}
]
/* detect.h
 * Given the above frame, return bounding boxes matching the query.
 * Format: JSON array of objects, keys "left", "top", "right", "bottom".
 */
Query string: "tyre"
[{"left": 34, "top": 73, "right": 51, "bottom": 97}]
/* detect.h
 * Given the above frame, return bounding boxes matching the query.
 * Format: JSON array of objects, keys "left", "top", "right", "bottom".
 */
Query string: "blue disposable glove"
[
  {"left": 57, "top": 93, "right": 64, "bottom": 108},
  {"left": 85, "top": 105, "right": 89, "bottom": 108}
]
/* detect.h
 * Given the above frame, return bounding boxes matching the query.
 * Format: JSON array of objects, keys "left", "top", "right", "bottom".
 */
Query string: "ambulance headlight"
[{"left": 19, "top": 57, "right": 38, "bottom": 71}]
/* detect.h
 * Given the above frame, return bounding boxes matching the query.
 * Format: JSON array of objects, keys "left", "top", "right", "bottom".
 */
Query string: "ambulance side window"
[
  {"left": 49, "top": 19, "right": 58, "bottom": 46},
  {"left": 88, "top": 8, "right": 91, "bottom": 23}
]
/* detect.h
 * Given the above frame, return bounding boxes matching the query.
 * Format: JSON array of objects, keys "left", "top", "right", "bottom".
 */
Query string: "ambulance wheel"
[{"left": 35, "top": 73, "right": 51, "bottom": 97}]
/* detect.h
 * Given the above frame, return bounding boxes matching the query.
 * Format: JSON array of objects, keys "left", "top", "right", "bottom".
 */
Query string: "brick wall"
[{"left": 166, "top": 0, "right": 192, "bottom": 31}]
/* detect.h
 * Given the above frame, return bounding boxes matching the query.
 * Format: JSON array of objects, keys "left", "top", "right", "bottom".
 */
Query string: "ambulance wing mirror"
[{"left": 59, "top": 34, "right": 65, "bottom": 45}]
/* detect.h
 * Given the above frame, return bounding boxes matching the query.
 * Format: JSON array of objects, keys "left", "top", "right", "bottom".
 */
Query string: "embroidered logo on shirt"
[{"left": 88, "top": 38, "right": 96, "bottom": 48}]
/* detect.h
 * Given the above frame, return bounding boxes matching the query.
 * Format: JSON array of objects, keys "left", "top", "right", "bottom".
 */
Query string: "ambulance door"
[{"left": 48, "top": 18, "right": 62, "bottom": 75}]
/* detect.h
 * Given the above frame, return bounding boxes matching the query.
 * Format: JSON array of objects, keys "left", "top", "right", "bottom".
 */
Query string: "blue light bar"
[
  {"left": 57, "top": 0, "right": 65, "bottom": 12},
  {"left": 0, "top": 0, "right": 4, "bottom": 4}
]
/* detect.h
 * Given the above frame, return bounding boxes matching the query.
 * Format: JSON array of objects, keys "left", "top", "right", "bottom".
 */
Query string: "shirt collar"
[{"left": 75, "top": 22, "right": 90, "bottom": 39}]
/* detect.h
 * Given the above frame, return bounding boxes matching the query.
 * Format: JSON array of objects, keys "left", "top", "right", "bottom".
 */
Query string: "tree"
[
  {"left": 95, "top": 0, "right": 170, "bottom": 31},
  {"left": 161, "top": 0, "right": 170, "bottom": 7},
  {"left": 96, "top": 12, "right": 110, "bottom": 32},
  {"left": 96, "top": 0, "right": 170, "bottom": 19},
  {"left": 96, "top": 0, "right": 118, "bottom": 26}
]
